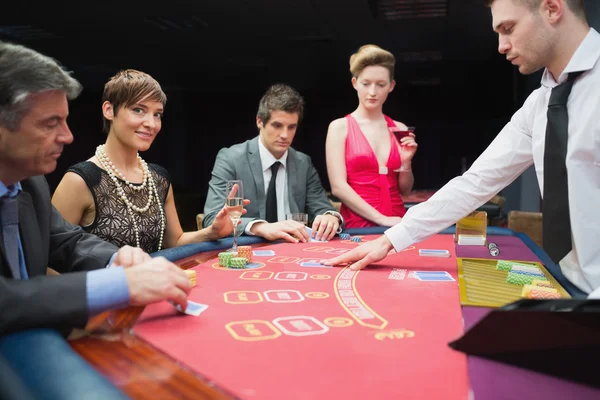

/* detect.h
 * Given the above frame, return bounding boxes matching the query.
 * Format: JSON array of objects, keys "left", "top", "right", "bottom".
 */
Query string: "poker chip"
[
  {"left": 506, "top": 271, "right": 547, "bottom": 285},
  {"left": 511, "top": 270, "right": 547, "bottom": 280},
  {"left": 495, "top": 260, "right": 515, "bottom": 271},
  {"left": 489, "top": 247, "right": 500, "bottom": 257},
  {"left": 184, "top": 269, "right": 197, "bottom": 287},
  {"left": 350, "top": 236, "right": 362, "bottom": 243},
  {"left": 237, "top": 246, "right": 253, "bottom": 262},
  {"left": 487, "top": 242, "right": 498, "bottom": 250},
  {"left": 506, "top": 271, "right": 535, "bottom": 285},
  {"left": 510, "top": 264, "right": 544, "bottom": 278},
  {"left": 531, "top": 279, "right": 554, "bottom": 288},
  {"left": 229, "top": 257, "right": 248, "bottom": 269},
  {"left": 521, "top": 284, "right": 558, "bottom": 298},
  {"left": 218, "top": 252, "right": 234, "bottom": 268},
  {"left": 527, "top": 289, "right": 561, "bottom": 299},
  {"left": 339, "top": 233, "right": 351, "bottom": 240}
]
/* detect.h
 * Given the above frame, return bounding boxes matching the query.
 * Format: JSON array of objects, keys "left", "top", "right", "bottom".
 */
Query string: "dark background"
[{"left": 2, "top": 0, "right": 599, "bottom": 229}]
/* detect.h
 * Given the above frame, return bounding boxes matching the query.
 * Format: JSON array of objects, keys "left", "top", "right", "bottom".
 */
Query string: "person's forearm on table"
[{"left": 86, "top": 267, "right": 130, "bottom": 317}]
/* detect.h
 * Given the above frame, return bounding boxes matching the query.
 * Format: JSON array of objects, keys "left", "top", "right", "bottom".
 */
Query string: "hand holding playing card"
[
  {"left": 124, "top": 257, "right": 192, "bottom": 311},
  {"left": 172, "top": 300, "right": 209, "bottom": 316}
]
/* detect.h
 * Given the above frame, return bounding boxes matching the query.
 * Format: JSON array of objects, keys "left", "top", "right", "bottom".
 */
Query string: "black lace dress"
[{"left": 67, "top": 161, "right": 170, "bottom": 253}]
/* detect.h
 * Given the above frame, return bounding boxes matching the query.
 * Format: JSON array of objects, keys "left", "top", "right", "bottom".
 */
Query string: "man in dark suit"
[
  {"left": 0, "top": 41, "right": 192, "bottom": 336},
  {"left": 203, "top": 84, "right": 343, "bottom": 243}
]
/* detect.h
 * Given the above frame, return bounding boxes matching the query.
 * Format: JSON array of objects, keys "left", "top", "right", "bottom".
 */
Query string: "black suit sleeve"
[
  {"left": 48, "top": 204, "right": 118, "bottom": 273},
  {"left": 0, "top": 176, "right": 119, "bottom": 335},
  {"left": 0, "top": 272, "right": 88, "bottom": 335}
]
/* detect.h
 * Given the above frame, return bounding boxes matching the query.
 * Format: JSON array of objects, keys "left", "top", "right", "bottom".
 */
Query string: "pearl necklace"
[{"left": 95, "top": 145, "right": 166, "bottom": 251}]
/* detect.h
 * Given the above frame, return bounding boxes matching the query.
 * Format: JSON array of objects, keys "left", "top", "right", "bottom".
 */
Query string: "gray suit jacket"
[
  {"left": 203, "top": 137, "right": 336, "bottom": 233},
  {"left": 0, "top": 176, "right": 118, "bottom": 335}
]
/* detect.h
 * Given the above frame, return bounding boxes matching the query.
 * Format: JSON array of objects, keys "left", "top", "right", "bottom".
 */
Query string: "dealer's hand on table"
[
  {"left": 311, "top": 214, "right": 340, "bottom": 241},
  {"left": 321, "top": 235, "right": 394, "bottom": 270},
  {"left": 112, "top": 245, "right": 152, "bottom": 268},
  {"left": 124, "top": 257, "right": 193, "bottom": 311},
  {"left": 250, "top": 220, "right": 310, "bottom": 243}
]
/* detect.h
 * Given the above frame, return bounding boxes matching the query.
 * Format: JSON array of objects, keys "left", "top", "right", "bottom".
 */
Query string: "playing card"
[
  {"left": 418, "top": 249, "right": 450, "bottom": 258},
  {"left": 174, "top": 300, "right": 209, "bottom": 316},
  {"left": 413, "top": 271, "right": 455, "bottom": 282},
  {"left": 306, "top": 227, "right": 328, "bottom": 242},
  {"left": 300, "top": 262, "right": 331, "bottom": 268},
  {"left": 253, "top": 250, "right": 276, "bottom": 256}
]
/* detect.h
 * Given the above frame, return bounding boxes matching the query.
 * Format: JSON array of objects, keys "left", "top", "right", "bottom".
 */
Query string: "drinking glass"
[
  {"left": 390, "top": 126, "right": 416, "bottom": 142},
  {"left": 225, "top": 180, "right": 244, "bottom": 252},
  {"left": 392, "top": 126, "right": 416, "bottom": 172},
  {"left": 286, "top": 213, "right": 309, "bottom": 226}
]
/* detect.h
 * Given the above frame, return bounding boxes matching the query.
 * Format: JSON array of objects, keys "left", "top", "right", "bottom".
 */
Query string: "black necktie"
[
  {"left": 543, "top": 71, "right": 582, "bottom": 264},
  {"left": 266, "top": 162, "right": 281, "bottom": 223}
]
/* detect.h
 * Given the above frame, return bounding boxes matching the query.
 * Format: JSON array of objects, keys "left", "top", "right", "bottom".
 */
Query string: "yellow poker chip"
[{"left": 184, "top": 269, "right": 197, "bottom": 287}]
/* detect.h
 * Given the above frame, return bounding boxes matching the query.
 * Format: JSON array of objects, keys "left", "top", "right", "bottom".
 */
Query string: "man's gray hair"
[{"left": 0, "top": 41, "right": 82, "bottom": 131}]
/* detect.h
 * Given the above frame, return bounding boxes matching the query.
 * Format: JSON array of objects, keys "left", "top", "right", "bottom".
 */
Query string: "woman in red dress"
[{"left": 326, "top": 45, "right": 418, "bottom": 228}]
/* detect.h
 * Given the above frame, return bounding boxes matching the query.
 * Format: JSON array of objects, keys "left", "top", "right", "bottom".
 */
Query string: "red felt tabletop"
[{"left": 135, "top": 234, "right": 469, "bottom": 399}]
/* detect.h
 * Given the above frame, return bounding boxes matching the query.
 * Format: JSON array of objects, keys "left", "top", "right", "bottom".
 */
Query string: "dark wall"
[
  {"left": 46, "top": 56, "right": 514, "bottom": 220},
  {"left": 43, "top": 54, "right": 515, "bottom": 230}
]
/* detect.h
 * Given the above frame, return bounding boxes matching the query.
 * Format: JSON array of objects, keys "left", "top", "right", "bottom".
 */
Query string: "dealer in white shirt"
[{"left": 322, "top": 0, "right": 600, "bottom": 298}]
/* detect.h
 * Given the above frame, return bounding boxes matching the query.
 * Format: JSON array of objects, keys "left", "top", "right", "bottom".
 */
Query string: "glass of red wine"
[
  {"left": 391, "top": 126, "right": 415, "bottom": 172},
  {"left": 390, "top": 126, "right": 415, "bottom": 142}
]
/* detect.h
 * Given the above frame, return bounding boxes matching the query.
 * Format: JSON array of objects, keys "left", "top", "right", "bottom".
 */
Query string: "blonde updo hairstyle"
[{"left": 349, "top": 45, "right": 395, "bottom": 81}]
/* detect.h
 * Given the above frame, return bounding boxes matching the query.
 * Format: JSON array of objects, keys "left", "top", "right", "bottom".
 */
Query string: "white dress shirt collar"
[
  {"left": 258, "top": 136, "right": 288, "bottom": 171},
  {"left": 541, "top": 28, "right": 600, "bottom": 87}
]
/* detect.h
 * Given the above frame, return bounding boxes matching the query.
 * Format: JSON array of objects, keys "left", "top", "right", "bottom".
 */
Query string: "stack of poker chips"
[
  {"left": 495, "top": 260, "right": 516, "bottom": 271},
  {"left": 184, "top": 269, "right": 197, "bottom": 287},
  {"left": 527, "top": 290, "right": 561, "bottom": 299},
  {"left": 350, "top": 236, "right": 362, "bottom": 243},
  {"left": 510, "top": 264, "right": 545, "bottom": 278},
  {"left": 506, "top": 272, "right": 535, "bottom": 285},
  {"left": 506, "top": 269, "right": 547, "bottom": 285},
  {"left": 218, "top": 252, "right": 234, "bottom": 268},
  {"left": 339, "top": 233, "right": 351, "bottom": 240},
  {"left": 521, "top": 284, "right": 560, "bottom": 299},
  {"left": 237, "top": 246, "right": 253, "bottom": 262},
  {"left": 229, "top": 257, "right": 248, "bottom": 269},
  {"left": 531, "top": 279, "right": 554, "bottom": 288},
  {"left": 496, "top": 260, "right": 539, "bottom": 273}
]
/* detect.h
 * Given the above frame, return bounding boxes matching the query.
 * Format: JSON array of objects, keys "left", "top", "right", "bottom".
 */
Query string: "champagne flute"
[{"left": 225, "top": 180, "right": 244, "bottom": 252}]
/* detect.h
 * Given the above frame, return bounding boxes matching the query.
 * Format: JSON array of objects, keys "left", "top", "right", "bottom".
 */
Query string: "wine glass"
[
  {"left": 392, "top": 126, "right": 415, "bottom": 172},
  {"left": 225, "top": 180, "right": 244, "bottom": 252},
  {"left": 286, "top": 213, "right": 309, "bottom": 226},
  {"left": 390, "top": 126, "right": 416, "bottom": 142}
]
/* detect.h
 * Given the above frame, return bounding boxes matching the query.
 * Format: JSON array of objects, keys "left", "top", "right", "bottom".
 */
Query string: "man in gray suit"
[
  {"left": 0, "top": 41, "right": 192, "bottom": 335},
  {"left": 203, "top": 84, "right": 343, "bottom": 243}
]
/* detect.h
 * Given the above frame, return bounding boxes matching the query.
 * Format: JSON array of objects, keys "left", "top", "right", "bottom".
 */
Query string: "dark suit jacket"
[
  {"left": 203, "top": 137, "right": 336, "bottom": 232},
  {"left": 0, "top": 176, "right": 118, "bottom": 335}
]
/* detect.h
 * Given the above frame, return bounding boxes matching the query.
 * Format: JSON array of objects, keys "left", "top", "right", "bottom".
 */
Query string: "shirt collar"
[
  {"left": 257, "top": 136, "right": 288, "bottom": 172},
  {"left": 541, "top": 28, "right": 600, "bottom": 87},
  {"left": 0, "top": 180, "right": 22, "bottom": 199}
]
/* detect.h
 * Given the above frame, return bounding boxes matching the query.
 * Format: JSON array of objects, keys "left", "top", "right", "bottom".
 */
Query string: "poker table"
[{"left": 70, "top": 227, "right": 599, "bottom": 400}]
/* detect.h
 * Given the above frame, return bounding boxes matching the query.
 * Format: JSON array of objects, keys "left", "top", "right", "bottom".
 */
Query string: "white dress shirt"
[
  {"left": 245, "top": 138, "right": 290, "bottom": 233},
  {"left": 385, "top": 28, "right": 600, "bottom": 294}
]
